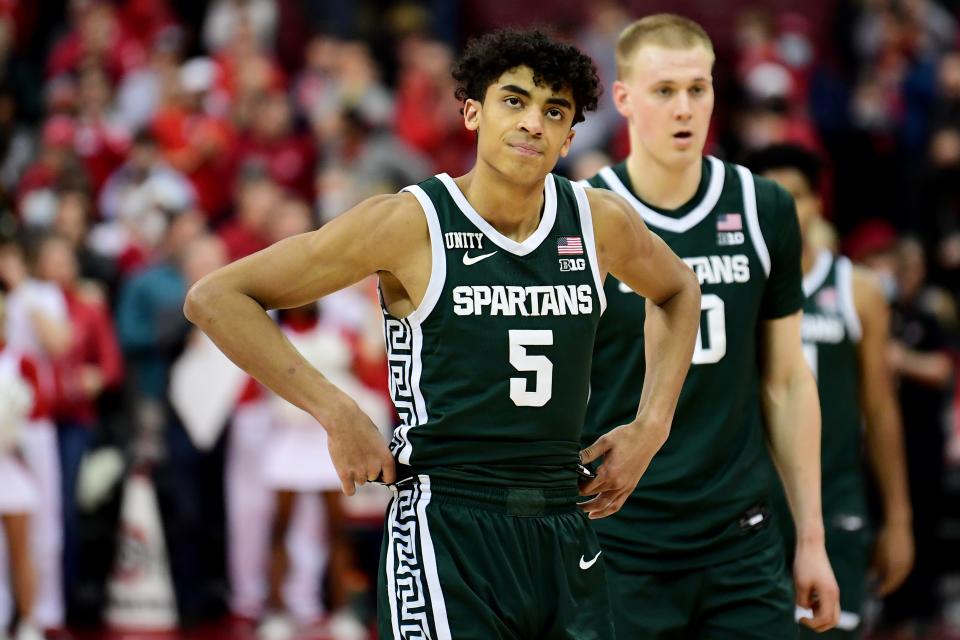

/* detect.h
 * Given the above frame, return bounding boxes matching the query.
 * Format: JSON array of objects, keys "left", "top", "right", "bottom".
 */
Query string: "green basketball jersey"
[
  {"left": 583, "top": 157, "right": 804, "bottom": 571},
  {"left": 800, "top": 250, "right": 867, "bottom": 523},
  {"left": 384, "top": 172, "right": 605, "bottom": 489}
]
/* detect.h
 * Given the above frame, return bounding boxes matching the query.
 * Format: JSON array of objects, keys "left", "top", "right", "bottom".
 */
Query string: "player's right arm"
[
  {"left": 853, "top": 266, "right": 914, "bottom": 595},
  {"left": 184, "top": 192, "right": 430, "bottom": 495}
]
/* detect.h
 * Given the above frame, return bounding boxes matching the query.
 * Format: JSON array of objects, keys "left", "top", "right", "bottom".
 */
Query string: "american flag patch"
[
  {"left": 717, "top": 213, "right": 743, "bottom": 232},
  {"left": 557, "top": 236, "right": 584, "bottom": 255}
]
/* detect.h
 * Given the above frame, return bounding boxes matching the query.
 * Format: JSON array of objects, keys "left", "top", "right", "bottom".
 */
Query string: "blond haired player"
[{"left": 581, "top": 14, "right": 839, "bottom": 638}]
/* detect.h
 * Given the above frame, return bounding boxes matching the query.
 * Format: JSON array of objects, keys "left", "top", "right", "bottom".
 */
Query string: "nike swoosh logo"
[
  {"left": 462, "top": 251, "right": 497, "bottom": 266},
  {"left": 579, "top": 550, "right": 602, "bottom": 570}
]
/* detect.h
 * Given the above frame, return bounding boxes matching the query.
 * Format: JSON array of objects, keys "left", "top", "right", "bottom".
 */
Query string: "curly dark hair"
[{"left": 452, "top": 29, "right": 601, "bottom": 125}]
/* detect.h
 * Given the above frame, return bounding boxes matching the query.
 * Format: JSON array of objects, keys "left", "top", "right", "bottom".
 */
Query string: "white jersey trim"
[
  {"left": 400, "top": 185, "right": 446, "bottom": 326},
  {"left": 835, "top": 256, "right": 862, "bottom": 343},
  {"left": 416, "top": 476, "right": 452, "bottom": 639},
  {"left": 736, "top": 165, "right": 771, "bottom": 277},
  {"left": 596, "top": 156, "right": 726, "bottom": 233},
  {"left": 572, "top": 182, "right": 606, "bottom": 315},
  {"left": 436, "top": 172, "right": 558, "bottom": 256},
  {"left": 803, "top": 250, "right": 833, "bottom": 297}
]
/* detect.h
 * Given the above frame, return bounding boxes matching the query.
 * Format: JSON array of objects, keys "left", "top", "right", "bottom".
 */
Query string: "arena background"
[{"left": 0, "top": 0, "right": 957, "bottom": 638}]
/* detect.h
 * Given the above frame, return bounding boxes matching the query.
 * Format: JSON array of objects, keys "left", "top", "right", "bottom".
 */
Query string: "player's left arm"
[
  {"left": 578, "top": 188, "right": 701, "bottom": 519},
  {"left": 853, "top": 266, "right": 914, "bottom": 595},
  {"left": 761, "top": 314, "right": 838, "bottom": 631},
  {"left": 757, "top": 181, "right": 838, "bottom": 631}
]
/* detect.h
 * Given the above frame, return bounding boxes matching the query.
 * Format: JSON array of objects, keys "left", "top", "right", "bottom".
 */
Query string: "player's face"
[
  {"left": 614, "top": 44, "right": 714, "bottom": 168},
  {"left": 463, "top": 66, "right": 576, "bottom": 184},
  {"left": 762, "top": 168, "right": 820, "bottom": 236}
]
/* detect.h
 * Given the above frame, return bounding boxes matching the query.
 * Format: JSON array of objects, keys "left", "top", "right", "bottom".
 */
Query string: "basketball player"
[
  {"left": 581, "top": 14, "right": 839, "bottom": 638},
  {"left": 750, "top": 143, "right": 913, "bottom": 638},
  {"left": 185, "top": 29, "right": 701, "bottom": 639}
]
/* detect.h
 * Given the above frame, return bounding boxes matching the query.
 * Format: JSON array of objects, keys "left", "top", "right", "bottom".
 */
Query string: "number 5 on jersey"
[{"left": 509, "top": 329, "right": 553, "bottom": 406}]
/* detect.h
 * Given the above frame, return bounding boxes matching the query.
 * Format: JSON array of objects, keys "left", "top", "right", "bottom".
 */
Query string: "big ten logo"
[{"left": 559, "top": 258, "right": 586, "bottom": 272}]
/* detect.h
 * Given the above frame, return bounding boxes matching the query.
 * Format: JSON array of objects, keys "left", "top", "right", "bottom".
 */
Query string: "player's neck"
[
  {"left": 624, "top": 150, "right": 702, "bottom": 211},
  {"left": 454, "top": 165, "right": 546, "bottom": 242}
]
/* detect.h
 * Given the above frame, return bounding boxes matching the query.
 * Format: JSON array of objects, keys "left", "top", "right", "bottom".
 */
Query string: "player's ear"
[
  {"left": 463, "top": 99, "right": 481, "bottom": 132},
  {"left": 612, "top": 80, "right": 632, "bottom": 118},
  {"left": 559, "top": 128, "right": 576, "bottom": 158}
]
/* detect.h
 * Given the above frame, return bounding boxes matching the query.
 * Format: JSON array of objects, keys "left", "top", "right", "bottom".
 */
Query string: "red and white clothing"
[{"left": 1, "top": 280, "right": 67, "bottom": 628}]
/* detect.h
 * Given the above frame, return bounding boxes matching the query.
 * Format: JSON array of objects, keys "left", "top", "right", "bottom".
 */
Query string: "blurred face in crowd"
[
  {"left": 166, "top": 209, "right": 205, "bottom": 258},
  {"left": 78, "top": 66, "right": 113, "bottom": 115},
  {"left": 269, "top": 197, "right": 313, "bottom": 243},
  {"left": 181, "top": 235, "right": 227, "bottom": 286},
  {"left": 55, "top": 191, "right": 91, "bottom": 246},
  {"left": 36, "top": 236, "right": 79, "bottom": 289},
  {"left": 761, "top": 167, "right": 821, "bottom": 237},
  {"left": 465, "top": 65, "right": 576, "bottom": 186},
  {"left": 0, "top": 243, "right": 27, "bottom": 290},
  {"left": 896, "top": 238, "right": 926, "bottom": 302},
  {"left": 614, "top": 43, "right": 714, "bottom": 169},
  {"left": 238, "top": 177, "right": 281, "bottom": 232},
  {"left": 253, "top": 92, "right": 292, "bottom": 140}
]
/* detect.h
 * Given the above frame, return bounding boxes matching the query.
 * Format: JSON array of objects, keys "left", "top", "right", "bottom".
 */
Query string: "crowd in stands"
[{"left": 0, "top": 0, "right": 957, "bottom": 639}]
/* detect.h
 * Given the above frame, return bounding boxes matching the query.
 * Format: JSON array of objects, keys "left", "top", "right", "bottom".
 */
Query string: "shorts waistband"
[{"left": 392, "top": 474, "right": 580, "bottom": 517}]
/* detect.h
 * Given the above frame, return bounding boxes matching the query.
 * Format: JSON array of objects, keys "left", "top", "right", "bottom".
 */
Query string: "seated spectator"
[
  {"left": 46, "top": 1, "right": 145, "bottom": 81},
  {"left": 71, "top": 65, "right": 131, "bottom": 196}
]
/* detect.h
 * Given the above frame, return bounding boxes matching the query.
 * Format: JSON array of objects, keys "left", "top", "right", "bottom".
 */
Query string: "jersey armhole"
[
  {"left": 735, "top": 165, "right": 771, "bottom": 278},
  {"left": 571, "top": 182, "right": 607, "bottom": 315},
  {"left": 396, "top": 185, "right": 446, "bottom": 326},
  {"left": 835, "top": 256, "right": 863, "bottom": 342}
]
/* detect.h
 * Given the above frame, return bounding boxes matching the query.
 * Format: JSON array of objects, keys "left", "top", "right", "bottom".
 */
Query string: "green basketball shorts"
[
  {"left": 605, "top": 532, "right": 796, "bottom": 639},
  {"left": 377, "top": 475, "right": 615, "bottom": 639}
]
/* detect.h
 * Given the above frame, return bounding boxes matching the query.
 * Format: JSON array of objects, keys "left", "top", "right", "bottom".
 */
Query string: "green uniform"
[
  {"left": 785, "top": 250, "right": 871, "bottom": 639},
  {"left": 583, "top": 157, "right": 803, "bottom": 639},
  {"left": 379, "top": 172, "right": 612, "bottom": 639}
]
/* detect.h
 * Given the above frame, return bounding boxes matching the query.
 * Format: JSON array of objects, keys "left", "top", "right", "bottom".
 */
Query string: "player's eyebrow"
[{"left": 500, "top": 84, "right": 572, "bottom": 110}]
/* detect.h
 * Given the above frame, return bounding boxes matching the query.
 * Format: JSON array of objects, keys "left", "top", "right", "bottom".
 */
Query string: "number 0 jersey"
[
  {"left": 583, "top": 157, "right": 804, "bottom": 571},
  {"left": 384, "top": 173, "right": 605, "bottom": 489}
]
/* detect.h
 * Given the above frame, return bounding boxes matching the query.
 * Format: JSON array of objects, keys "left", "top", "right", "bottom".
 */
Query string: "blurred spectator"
[
  {"left": 203, "top": 0, "right": 278, "bottom": 55},
  {"left": 393, "top": 37, "right": 472, "bottom": 174},
  {"left": 569, "top": 1, "right": 629, "bottom": 162},
  {"left": 46, "top": 1, "right": 146, "bottom": 81},
  {"left": 17, "top": 117, "right": 88, "bottom": 227},
  {"left": 34, "top": 232, "right": 123, "bottom": 615},
  {"left": 114, "top": 210, "right": 204, "bottom": 400},
  {"left": 0, "top": 83, "right": 36, "bottom": 204},
  {"left": 0, "top": 238, "right": 69, "bottom": 633},
  {"left": 115, "top": 26, "right": 185, "bottom": 133},
  {"left": 151, "top": 57, "right": 236, "bottom": 220},
  {"left": 218, "top": 166, "right": 280, "bottom": 261},
  {"left": 0, "top": 291, "right": 45, "bottom": 640},
  {"left": 52, "top": 187, "right": 118, "bottom": 297},
  {"left": 308, "top": 40, "right": 392, "bottom": 132},
  {"left": 99, "top": 129, "right": 195, "bottom": 223},
  {"left": 316, "top": 109, "right": 431, "bottom": 223},
  {"left": 292, "top": 34, "right": 340, "bottom": 121},
  {"left": 857, "top": 235, "right": 955, "bottom": 636},
  {"left": 232, "top": 91, "right": 315, "bottom": 200},
  {"left": 71, "top": 66, "right": 132, "bottom": 196}
]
